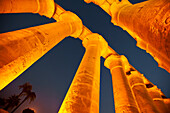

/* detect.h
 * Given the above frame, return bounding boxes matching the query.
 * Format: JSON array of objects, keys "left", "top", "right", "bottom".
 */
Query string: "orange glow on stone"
[
  {"left": 0, "top": 1, "right": 169, "bottom": 113},
  {"left": 0, "top": 0, "right": 55, "bottom": 18},
  {"left": 86, "top": 0, "right": 170, "bottom": 73},
  {"left": 104, "top": 55, "right": 140, "bottom": 113},
  {"left": 59, "top": 33, "right": 108, "bottom": 113},
  {"left": 128, "top": 71, "right": 159, "bottom": 113},
  {"left": 147, "top": 86, "right": 170, "bottom": 113},
  {"left": 0, "top": 11, "right": 83, "bottom": 90}
]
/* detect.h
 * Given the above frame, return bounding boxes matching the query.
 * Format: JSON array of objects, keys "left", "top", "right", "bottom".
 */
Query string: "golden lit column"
[
  {"left": 84, "top": 0, "right": 111, "bottom": 14},
  {"left": 0, "top": 11, "right": 83, "bottom": 90},
  {"left": 147, "top": 86, "right": 170, "bottom": 113},
  {"left": 85, "top": 0, "right": 170, "bottom": 72},
  {"left": 59, "top": 33, "right": 108, "bottom": 113},
  {"left": 109, "top": 0, "right": 170, "bottom": 72},
  {"left": 128, "top": 71, "right": 159, "bottom": 113},
  {"left": 104, "top": 55, "right": 139, "bottom": 113},
  {"left": 163, "top": 98, "right": 170, "bottom": 111},
  {"left": 0, "top": 0, "right": 55, "bottom": 18}
]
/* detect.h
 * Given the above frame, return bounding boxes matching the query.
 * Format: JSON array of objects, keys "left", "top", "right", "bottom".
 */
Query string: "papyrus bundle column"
[
  {"left": 0, "top": 11, "right": 83, "bottom": 90},
  {"left": 0, "top": 0, "right": 55, "bottom": 18},
  {"left": 110, "top": 0, "right": 170, "bottom": 72},
  {"left": 128, "top": 71, "right": 159, "bottom": 113},
  {"left": 147, "top": 86, "right": 170, "bottom": 113},
  {"left": 84, "top": 0, "right": 170, "bottom": 73},
  {"left": 104, "top": 55, "right": 139, "bottom": 113},
  {"left": 59, "top": 33, "right": 108, "bottom": 113}
]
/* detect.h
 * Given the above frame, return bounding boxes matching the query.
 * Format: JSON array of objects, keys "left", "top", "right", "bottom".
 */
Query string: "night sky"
[{"left": 0, "top": 0, "right": 170, "bottom": 113}]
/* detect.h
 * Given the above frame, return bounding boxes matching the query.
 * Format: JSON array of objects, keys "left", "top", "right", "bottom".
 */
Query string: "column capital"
[
  {"left": 38, "top": 0, "right": 55, "bottom": 18},
  {"left": 147, "top": 86, "right": 162, "bottom": 99},
  {"left": 106, "top": 55, "right": 140, "bottom": 113},
  {"left": 128, "top": 71, "right": 145, "bottom": 87},
  {"left": 164, "top": 98, "right": 170, "bottom": 108},
  {"left": 84, "top": 0, "right": 105, "bottom": 5},
  {"left": 110, "top": 0, "right": 132, "bottom": 25},
  {"left": 57, "top": 11, "right": 83, "bottom": 38},
  {"left": 104, "top": 55, "right": 129, "bottom": 71},
  {"left": 82, "top": 33, "right": 108, "bottom": 56}
]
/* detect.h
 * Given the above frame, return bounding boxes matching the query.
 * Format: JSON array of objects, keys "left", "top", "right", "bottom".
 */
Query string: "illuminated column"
[
  {"left": 84, "top": 0, "right": 111, "bottom": 15},
  {"left": 104, "top": 55, "right": 139, "bottom": 113},
  {"left": 147, "top": 86, "right": 170, "bottom": 113},
  {"left": 163, "top": 98, "right": 170, "bottom": 111},
  {"left": 85, "top": 0, "right": 170, "bottom": 72},
  {"left": 0, "top": 11, "right": 83, "bottom": 90},
  {"left": 128, "top": 71, "right": 159, "bottom": 113},
  {"left": 0, "top": 0, "right": 55, "bottom": 18},
  {"left": 109, "top": 0, "right": 170, "bottom": 72},
  {"left": 59, "top": 33, "right": 108, "bottom": 113}
]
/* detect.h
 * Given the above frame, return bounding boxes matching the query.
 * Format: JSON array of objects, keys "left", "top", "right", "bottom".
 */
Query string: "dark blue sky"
[{"left": 0, "top": 0, "right": 170, "bottom": 113}]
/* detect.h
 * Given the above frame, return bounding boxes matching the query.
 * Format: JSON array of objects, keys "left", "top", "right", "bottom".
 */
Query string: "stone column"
[
  {"left": 0, "top": 11, "right": 83, "bottom": 90},
  {"left": 128, "top": 71, "right": 159, "bottom": 113},
  {"left": 59, "top": 33, "right": 108, "bottom": 113},
  {"left": 163, "top": 98, "right": 170, "bottom": 111},
  {"left": 85, "top": 0, "right": 170, "bottom": 73},
  {"left": 84, "top": 0, "right": 112, "bottom": 15},
  {"left": 109, "top": 0, "right": 170, "bottom": 72},
  {"left": 147, "top": 86, "right": 170, "bottom": 113},
  {"left": 104, "top": 55, "right": 139, "bottom": 113},
  {"left": 0, "top": 0, "right": 55, "bottom": 18},
  {"left": 84, "top": 0, "right": 112, "bottom": 14}
]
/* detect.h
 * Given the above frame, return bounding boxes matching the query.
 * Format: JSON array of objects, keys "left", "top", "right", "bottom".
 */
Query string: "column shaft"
[
  {"left": 110, "top": 0, "right": 170, "bottom": 72},
  {"left": 86, "top": 0, "right": 170, "bottom": 72},
  {"left": 104, "top": 55, "right": 139, "bottom": 113},
  {"left": 59, "top": 33, "right": 107, "bottom": 113},
  {"left": 147, "top": 87, "right": 170, "bottom": 113},
  {"left": 0, "top": 12, "right": 83, "bottom": 90},
  {"left": 163, "top": 98, "right": 170, "bottom": 111},
  {"left": 0, "top": 0, "right": 55, "bottom": 18},
  {"left": 128, "top": 72, "right": 159, "bottom": 113}
]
